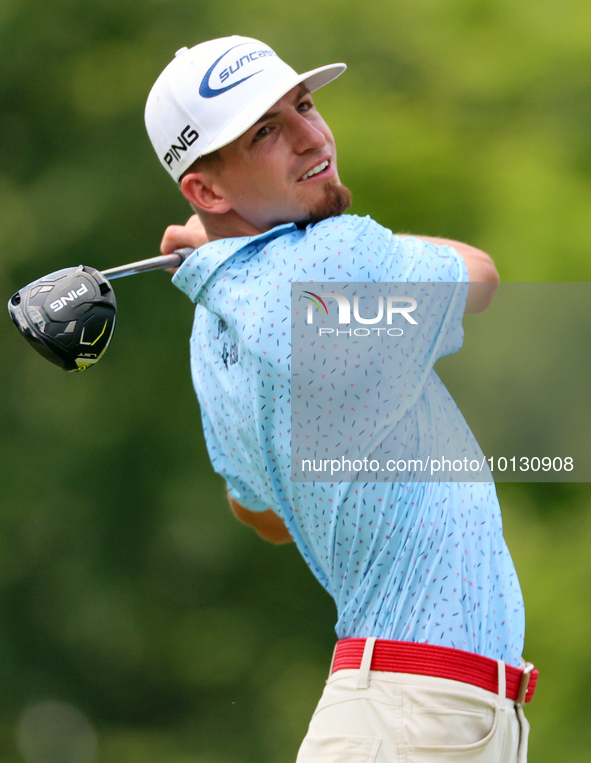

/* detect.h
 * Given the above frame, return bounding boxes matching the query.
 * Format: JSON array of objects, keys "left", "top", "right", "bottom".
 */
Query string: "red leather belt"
[{"left": 331, "top": 639, "right": 538, "bottom": 703}]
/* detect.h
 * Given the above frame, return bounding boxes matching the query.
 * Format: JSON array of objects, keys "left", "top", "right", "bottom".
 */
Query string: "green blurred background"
[{"left": 2, "top": 0, "right": 591, "bottom": 760}]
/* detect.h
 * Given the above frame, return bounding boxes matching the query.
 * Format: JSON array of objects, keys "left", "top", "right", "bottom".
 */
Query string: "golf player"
[{"left": 145, "top": 36, "right": 537, "bottom": 762}]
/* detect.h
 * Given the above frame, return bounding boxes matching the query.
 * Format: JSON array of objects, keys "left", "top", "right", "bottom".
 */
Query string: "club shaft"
[{"left": 100, "top": 248, "right": 194, "bottom": 280}]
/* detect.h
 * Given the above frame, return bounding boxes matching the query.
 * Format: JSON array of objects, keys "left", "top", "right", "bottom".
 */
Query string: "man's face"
[{"left": 207, "top": 85, "right": 351, "bottom": 232}]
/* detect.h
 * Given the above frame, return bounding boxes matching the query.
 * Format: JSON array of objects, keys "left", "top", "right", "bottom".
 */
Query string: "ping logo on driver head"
[
  {"left": 199, "top": 43, "right": 276, "bottom": 98},
  {"left": 49, "top": 283, "right": 89, "bottom": 312}
]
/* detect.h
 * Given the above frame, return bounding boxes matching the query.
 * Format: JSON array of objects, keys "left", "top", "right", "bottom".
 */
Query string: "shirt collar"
[{"left": 172, "top": 222, "right": 298, "bottom": 303}]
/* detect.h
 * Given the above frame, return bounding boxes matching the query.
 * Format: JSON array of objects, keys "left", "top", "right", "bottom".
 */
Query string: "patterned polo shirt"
[{"left": 172, "top": 214, "right": 525, "bottom": 666}]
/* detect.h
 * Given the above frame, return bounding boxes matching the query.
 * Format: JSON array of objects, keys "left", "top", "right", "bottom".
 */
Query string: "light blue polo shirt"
[{"left": 172, "top": 214, "right": 525, "bottom": 666}]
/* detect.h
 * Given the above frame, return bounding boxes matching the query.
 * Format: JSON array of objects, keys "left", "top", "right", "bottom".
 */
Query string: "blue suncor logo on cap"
[{"left": 199, "top": 43, "right": 276, "bottom": 98}]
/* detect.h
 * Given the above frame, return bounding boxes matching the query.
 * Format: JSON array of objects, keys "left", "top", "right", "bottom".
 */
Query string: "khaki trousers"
[{"left": 296, "top": 639, "right": 530, "bottom": 762}]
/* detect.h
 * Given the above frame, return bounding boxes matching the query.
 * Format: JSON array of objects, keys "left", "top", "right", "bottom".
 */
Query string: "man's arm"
[
  {"left": 227, "top": 491, "right": 293, "bottom": 545},
  {"left": 399, "top": 235, "right": 500, "bottom": 313}
]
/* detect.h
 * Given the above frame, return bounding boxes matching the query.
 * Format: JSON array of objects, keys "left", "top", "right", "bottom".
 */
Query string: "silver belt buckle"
[{"left": 516, "top": 662, "right": 535, "bottom": 704}]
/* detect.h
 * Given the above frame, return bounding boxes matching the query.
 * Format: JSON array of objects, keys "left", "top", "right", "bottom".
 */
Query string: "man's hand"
[
  {"left": 160, "top": 214, "right": 209, "bottom": 256},
  {"left": 227, "top": 491, "right": 293, "bottom": 545}
]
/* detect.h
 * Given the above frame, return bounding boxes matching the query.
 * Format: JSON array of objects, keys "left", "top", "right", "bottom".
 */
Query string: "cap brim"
[{"left": 202, "top": 63, "right": 346, "bottom": 156}]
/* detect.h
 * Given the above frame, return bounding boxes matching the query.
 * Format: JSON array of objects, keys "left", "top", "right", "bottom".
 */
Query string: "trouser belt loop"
[
  {"left": 516, "top": 662, "right": 535, "bottom": 705},
  {"left": 497, "top": 660, "right": 506, "bottom": 709},
  {"left": 357, "top": 637, "right": 377, "bottom": 690}
]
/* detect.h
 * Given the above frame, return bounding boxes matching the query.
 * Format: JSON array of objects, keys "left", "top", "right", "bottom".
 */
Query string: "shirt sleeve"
[
  {"left": 423, "top": 241, "right": 469, "bottom": 360},
  {"left": 384, "top": 236, "right": 469, "bottom": 361}
]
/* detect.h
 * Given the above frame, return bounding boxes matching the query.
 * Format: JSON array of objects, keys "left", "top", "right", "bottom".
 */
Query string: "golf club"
[{"left": 7, "top": 248, "right": 194, "bottom": 372}]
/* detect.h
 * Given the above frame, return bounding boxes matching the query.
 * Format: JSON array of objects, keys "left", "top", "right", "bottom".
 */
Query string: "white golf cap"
[{"left": 145, "top": 35, "right": 346, "bottom": 181}]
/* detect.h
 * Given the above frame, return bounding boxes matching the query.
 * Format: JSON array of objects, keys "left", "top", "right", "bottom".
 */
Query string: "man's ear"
[{"left": 181, "top": 172, "right": 232, "bottom": 215}]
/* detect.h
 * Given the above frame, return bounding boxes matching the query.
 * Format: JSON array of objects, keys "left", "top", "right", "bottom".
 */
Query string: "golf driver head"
[{"left": 8, "top": 265, "right": 117, "bottom": 372}]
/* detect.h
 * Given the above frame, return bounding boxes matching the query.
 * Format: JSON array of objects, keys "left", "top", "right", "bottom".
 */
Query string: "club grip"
[{"left": 101, "top": 247, "right": 195, "bottom": 280}]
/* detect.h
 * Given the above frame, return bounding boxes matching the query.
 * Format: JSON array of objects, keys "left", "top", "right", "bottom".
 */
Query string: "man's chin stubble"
[{"left": 304, "top": 180, "right": 352, "bottom": 225}]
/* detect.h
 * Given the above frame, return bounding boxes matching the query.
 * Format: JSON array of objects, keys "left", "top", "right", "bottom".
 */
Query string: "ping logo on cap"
[
  {"left": 199, "top": 43, "right": 276, "bottom": 98},
  {"left": 163, "top": 125, "right": 199, "bottom": 170}
]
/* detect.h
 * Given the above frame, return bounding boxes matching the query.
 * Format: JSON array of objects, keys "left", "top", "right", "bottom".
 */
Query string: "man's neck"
[{"left": 202, "top": 209, "right": 266, "bottom": 242}]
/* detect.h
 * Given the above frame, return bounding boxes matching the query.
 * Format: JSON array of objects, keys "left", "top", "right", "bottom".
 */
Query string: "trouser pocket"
[
  {"left": 403, "top": 684, "right": 503, "bottom": 761},
  {"left": 408, "top": 704, "right": 499, "bottom": 753},
  {"left": 296, "top": 735, "right": 382, "bottom": 762}
]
